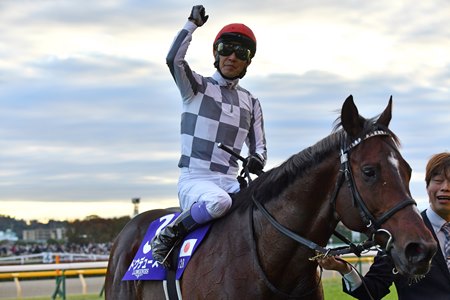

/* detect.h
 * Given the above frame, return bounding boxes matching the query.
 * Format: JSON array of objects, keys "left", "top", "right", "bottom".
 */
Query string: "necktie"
[{"left": 441, "top": 222, "right": 450, "bottom": 270}]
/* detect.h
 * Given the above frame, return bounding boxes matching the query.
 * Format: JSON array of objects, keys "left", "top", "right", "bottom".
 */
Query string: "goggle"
[{"left": 216, "top": 42, "right": 251, "bottom": 61}]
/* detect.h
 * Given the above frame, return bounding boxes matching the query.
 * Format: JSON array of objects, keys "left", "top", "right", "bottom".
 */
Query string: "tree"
[{"left": 66, "top": 216, "right": 131, "bottom": 244}]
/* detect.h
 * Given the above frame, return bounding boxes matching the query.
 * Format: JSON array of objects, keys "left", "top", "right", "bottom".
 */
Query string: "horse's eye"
[{"left": 362, "top": 166, "right": 376, "bottom": 178}]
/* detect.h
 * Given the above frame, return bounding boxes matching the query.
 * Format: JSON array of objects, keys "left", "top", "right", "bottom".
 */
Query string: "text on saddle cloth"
[{"left": 122, "top": 213, "right": 211, "bottom": 281}]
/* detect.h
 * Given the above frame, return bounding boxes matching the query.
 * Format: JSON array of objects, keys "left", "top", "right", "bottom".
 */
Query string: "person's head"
[
  {"left": 213, "top": 23, "right": 256, "bottom": 80},
  {"left": 425, "top": 152, "right": 450, "bottom": 220}
]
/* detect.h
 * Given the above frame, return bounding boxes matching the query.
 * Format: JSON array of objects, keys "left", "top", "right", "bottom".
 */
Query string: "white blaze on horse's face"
[
  {"left": 387, "top": 151, "right": 422, "bottom": 216},
  {"left": 388, "top": 152, "right": 401, "bottom": 178},
  {"left": 387, "top": 151, "right": 421, "bottom": 218}
]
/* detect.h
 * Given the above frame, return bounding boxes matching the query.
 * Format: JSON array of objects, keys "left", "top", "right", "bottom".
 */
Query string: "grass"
[
  {"left": 323, "top": 277, "right": 397, "bottom": 300},
  {"left": 4, "top": 278, "right": 397, "bottom": 300}
]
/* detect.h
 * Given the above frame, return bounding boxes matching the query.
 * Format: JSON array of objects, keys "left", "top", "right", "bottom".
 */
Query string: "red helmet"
[{"left": 213, "top": 23, "right": 257, "bottom": 58}]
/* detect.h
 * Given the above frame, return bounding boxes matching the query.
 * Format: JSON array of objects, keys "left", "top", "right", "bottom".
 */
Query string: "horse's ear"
[
  {"left": 376, "top": 96, "right": 392, "bottom": 127},
  {"left": 341, "top": 95, "right": 365, "bottom": 137}
]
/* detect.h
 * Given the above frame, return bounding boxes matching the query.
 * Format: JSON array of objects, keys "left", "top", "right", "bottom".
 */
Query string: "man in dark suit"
[{"left": 318, "top": 152, "right": 450, "bottom": 300}]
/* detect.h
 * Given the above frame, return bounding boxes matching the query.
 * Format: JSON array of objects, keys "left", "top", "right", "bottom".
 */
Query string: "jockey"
[{"left": 151, "top": 5, "right": 267, "bottom": 267}]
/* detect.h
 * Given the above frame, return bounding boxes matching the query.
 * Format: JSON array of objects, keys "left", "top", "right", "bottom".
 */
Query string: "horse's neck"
[
  {"left": 254, "top": 156, "right": 340, "bottom": 289},
  {"left": 267, "top": 157, "right": 340, "bottom": 242}
]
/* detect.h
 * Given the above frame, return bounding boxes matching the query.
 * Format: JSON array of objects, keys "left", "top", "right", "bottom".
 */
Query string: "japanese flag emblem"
[{"left": 180, "top": 239, "right": 197, "bottom": 257}]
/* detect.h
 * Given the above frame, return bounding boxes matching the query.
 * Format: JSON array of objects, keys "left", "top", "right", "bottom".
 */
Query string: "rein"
[
  {"left": 251, "top": 195, "right": 375, "bottom": 257},
  {"left": 251, "top": 193, "right": 376, "bottom": 258},
  {"left": 248, "top": 201, "right": 318, "bottom": 299}
]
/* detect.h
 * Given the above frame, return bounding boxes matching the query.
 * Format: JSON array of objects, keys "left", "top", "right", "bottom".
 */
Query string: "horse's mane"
[{"left": 232, "top": 115, "right": 400, "bottom": 212}]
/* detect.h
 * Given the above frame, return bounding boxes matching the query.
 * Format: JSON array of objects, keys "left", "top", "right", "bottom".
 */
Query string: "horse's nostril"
[{"left": 404, "top": 242, "right": 433, "bottom": 264}]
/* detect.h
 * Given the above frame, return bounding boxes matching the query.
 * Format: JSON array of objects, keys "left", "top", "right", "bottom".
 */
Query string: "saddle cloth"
[{"left": 122, "top": 213, "right": 211, "bottom": 281}]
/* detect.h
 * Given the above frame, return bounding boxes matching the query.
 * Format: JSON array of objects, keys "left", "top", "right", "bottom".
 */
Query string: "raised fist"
[{"left": 188, "top": 5, "right": 209, "bottom": 27}]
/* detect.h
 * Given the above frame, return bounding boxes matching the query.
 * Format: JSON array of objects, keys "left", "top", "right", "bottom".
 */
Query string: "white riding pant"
[{"left": 178, "top": 168, "right": 240, "bottom": 219}]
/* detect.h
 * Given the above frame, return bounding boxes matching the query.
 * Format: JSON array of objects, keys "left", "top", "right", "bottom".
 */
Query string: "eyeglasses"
[{"left": 216, "top": 42, "right": 251, "bottom": 61}]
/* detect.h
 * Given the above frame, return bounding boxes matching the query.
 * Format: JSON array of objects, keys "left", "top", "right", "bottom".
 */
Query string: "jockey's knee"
[{"left": 205, "top": 196, "right": 232, "bottom": 219}]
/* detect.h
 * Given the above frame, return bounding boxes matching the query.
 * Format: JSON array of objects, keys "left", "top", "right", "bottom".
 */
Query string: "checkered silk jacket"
[{"left": 166, "top": 21, "right": 267, "bottom": 175}]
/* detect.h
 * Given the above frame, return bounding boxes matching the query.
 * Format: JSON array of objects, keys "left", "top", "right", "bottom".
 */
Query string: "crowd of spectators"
[{"left": 0, "top": 242, "right": 112, "bottom": 257}]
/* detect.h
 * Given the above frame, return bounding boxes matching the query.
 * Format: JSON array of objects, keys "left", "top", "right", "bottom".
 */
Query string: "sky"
[{"left": 1, "top": 0, "right": 449, "bottom": 222}]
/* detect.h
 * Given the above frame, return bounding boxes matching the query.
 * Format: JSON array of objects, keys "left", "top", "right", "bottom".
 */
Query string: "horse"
[{"left": 105, "top": 96, "right": 437, "bottom": 299}]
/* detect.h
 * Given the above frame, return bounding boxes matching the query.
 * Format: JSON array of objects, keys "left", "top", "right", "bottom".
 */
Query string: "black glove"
[
  {"left": 245, "top": 155, "right": 264, "bottom": 175},
  {"left": 188, "top": 5, "right": 209, "bottom": 27}
]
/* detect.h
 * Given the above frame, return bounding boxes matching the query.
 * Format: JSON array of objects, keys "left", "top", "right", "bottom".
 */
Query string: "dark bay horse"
[{"left": 105, "top": 96, "right": 437, "bottom": 299}]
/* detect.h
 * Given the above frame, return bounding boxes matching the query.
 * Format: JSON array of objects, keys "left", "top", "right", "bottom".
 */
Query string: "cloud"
[{"left": 0, "top": 0, "right": 448, "bottom": 220}]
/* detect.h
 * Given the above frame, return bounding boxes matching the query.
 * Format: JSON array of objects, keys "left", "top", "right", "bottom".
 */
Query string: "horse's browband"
[{"left": 344, "top": 129, "right": 391, "bottom": 153}]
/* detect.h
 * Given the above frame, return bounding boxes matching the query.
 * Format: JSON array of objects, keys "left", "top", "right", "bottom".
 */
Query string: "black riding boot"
[{"left": 151, "top": 209, "right": 199, "bottom": 268}]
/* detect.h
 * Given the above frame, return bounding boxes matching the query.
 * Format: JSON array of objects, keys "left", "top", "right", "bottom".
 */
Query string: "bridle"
[
  {"left": 251, "top": 126, "right": 417, "bottom": 257},
  {"left": 221, "top": 129, "right": 417, "bottom": 298},
  {"left": 248, "top": 126, "right": 417, "bottom": 298},
  {"left": 335, "top": 128, "right": 417, "bottom": 243}
]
